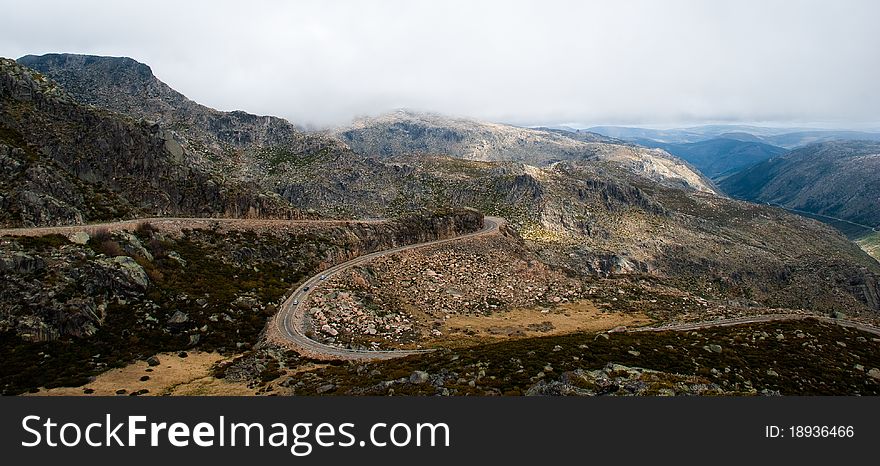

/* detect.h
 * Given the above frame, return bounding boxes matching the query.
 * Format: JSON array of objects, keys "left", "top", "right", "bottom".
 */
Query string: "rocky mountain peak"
[
  {"left": 18, "top": 53, "right": 193, "bottom": 123},
  {"left": 0, "top": 57, "right": 76, "bottom": 105}
]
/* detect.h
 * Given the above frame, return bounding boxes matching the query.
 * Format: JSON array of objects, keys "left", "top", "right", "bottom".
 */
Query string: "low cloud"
[{"left": 2, "top": 0, "right": 878, "bottom": 128}]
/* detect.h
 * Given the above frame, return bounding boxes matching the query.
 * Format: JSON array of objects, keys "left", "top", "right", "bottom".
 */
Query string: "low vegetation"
[{"left": 279, "top": 319, "right": 880, "bottom": 396}]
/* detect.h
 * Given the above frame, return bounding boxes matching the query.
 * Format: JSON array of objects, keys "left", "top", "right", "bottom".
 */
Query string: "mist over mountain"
[
  {"left": 3, "top": 52, "right": 880, "bottom": 396},
  {"left": 336, "top": 110, "right": 716, "bottom": 194},
  {"left": 589, "top": 125, "right": 880, "bottom": 149}
]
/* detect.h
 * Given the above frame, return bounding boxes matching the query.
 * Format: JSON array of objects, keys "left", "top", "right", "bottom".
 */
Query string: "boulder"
[
  {"left": 409, "top": 371, "right": 429, "bottom": 384},
  {"left": 704, "top": 344, "right": 723, "bottom": 354},
  {"left": 167, "top": 310, "right": 189, "bottom": 324},
  {"left": 69, "top": 231, "right": 90, "bottom": 245}
]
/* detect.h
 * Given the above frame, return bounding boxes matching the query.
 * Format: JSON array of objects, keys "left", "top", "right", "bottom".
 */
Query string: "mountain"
[
  {"left": 17, "top": 53, "right": 350, "bottom": 183},
  {"left": 762, "top": 131, "right": 880, "bottom": 149},
  {"left": 589, "top": 124, "right": 880, "bottom": 149},
  {"left": 719, "top": 141, "right": 880, "bottom": 230},
  {"left": 0, "top": 58, "right": 302, "bottom": 228},
  {"left": 640, "top": 138, "right": 788, "bottom": 179},
  {"left": 717, "top": 132, "right": 764, "bottom": 142},
  {"left": 4, "top": 53, "right": 880, "bottom": 395},
  {"left": 7, "top": 53, "right": 880, "bottom": 316},
  {"left": 586, "top": 126, "right": 707, "bottom": 144},
  {"left": 337, "top": 111, "right": 717, "bottom": 194}
]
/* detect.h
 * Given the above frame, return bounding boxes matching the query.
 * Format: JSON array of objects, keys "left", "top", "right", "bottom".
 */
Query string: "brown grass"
[
  {"left": 27, "top": 352, "right": 256, "bottom": 396},
  {"left": 438, "top": 299, "right": 653, "bottom": 345}
]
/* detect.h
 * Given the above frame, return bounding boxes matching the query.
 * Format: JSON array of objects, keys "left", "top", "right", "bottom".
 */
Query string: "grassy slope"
[{"left": 856, "top": 232, "right": 880, "bottom": 261}]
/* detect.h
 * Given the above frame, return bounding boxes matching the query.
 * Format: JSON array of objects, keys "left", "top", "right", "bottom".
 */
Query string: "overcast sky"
[{"left": 2, "top": 0, "right": 879, "bottom": 129}]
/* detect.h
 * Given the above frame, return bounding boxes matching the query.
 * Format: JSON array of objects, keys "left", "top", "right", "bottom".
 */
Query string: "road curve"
[{"left": 273, "top": 216, "right": 504, "bottom": 361}]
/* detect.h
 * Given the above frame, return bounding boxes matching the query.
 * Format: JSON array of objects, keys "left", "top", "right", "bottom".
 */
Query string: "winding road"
[
  {"left": 4, "top": 215, "right": 878, "bottom": 361},
  {"left": 272, "top": 216, "right": 503, "bottom": 361},
  {"left": 0, "top": 217, "right": 384, "bottom": 237}
]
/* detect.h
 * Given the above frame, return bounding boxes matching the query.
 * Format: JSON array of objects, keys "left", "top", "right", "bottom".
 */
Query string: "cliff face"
[{"left": 0, "top": 58, "right": 301, "bottom": 227}]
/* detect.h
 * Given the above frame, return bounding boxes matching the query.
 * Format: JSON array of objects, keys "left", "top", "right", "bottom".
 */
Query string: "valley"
[{"left": 1, "top": 53, "right": 880, "bottom": 396}]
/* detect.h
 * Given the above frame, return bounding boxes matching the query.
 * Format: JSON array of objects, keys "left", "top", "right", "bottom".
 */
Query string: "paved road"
[
  {"left": 0, "top": 217, "right": 383, "bottom": 237},
  {"left": 273, "top": 216, "right": 504, "bottom": 361},
  {"left": 10, "top": 215, "right": 876, "bottom": 359},
  {"left": 623, "top": 313, "right": 880, "bottom": 337}
]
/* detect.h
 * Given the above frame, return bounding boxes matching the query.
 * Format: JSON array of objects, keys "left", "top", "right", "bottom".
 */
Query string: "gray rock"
[
  {"left": 120, "top": 233, "right": 153, "bottom": 261},
  {"left": 69, "top": 231, "right": 90, "bottom": 244},
  {"left": 146, "top": 355, "right": 160, "bottom": 366},
  {"left": 704, "top": 344, "right": 723, "bottom": 354},
  {"left": 167, "top": 251, "right": 187, "bottom": 267},
  {"left": 409, "top": 370, "right": 429, "bottom": 384},
  {"left": 99, "top": 256, "right": 150, "bottom": 289},
  {"left": 316, "top": 383, "right": 336, "bottom": 394},
  {"left": 167, "top": 310, "right": 189, "bottom": 324},
  {"left": 0, "top": 252, "right": 46, "bottom": 274},
  {"left": 868, "top": 368, "right": 880, "bottom": 381}
]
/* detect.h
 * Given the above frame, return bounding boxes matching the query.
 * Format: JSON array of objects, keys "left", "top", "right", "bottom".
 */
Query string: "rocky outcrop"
[
  {"left": 0, "top": 58, "right": 302, "bottom": 227},
  {"left": 524, "top": 364, "right": 731, "bottom": 396},
  {"left": 0, "top": 209, "right": 482, "bottom": 344},
  {"left": 336, "top": 110, "right": 718, "bottom": 194}
]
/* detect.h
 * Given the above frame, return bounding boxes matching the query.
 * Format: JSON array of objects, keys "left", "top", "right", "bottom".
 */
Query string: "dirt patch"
[
  {"left": 28, "top": 352, "right": 255, "bottom": 396},
  {"left": 441, "top": 299, "right": 652, "bottom": 341}
]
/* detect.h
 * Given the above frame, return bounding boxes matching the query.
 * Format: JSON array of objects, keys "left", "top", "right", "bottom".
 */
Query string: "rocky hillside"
[
  {"left": 7, "top": 54, "right": 880, "bottom": 318},
  {"left": 0, "top": 210, "right": 481, "bottom": 394},
  {"left": 0, "top": 58, "right": 300, "bottom": 227},
  {"left": 336, "top": 110, "right": 717, "bottom": 194},
  {"left": 5, "top": 54, "right": 880, "bottom": 397},
  {"left": 259, "top": 318, "right": 880, "bottom": 396},
  {"left": 719, "top": 141, "right": 880, "bottom": 229},
  {"left": 17, "top": 54, "right": 348, "bottom": 170}
]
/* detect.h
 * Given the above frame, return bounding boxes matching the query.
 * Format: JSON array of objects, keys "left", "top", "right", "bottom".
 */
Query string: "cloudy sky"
[{"left": 2, "top": 0, "right": 879, "bottom": 128}]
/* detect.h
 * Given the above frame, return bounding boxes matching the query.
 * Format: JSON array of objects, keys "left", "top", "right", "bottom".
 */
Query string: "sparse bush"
[
  {"left": 92, "top": 227, "right": 111, "bottom": 243},
  {"left": 147, "top": 237, "right": 166, "bottom": 258},
  {"left": 135, "top": 221, "right": 157, "bottom": 237},
  {"left": 145, "top": 267, "right": 164, "bottom": 282},
  {"left": 98, "top": 240, "right": 124, "bottom": 257}
]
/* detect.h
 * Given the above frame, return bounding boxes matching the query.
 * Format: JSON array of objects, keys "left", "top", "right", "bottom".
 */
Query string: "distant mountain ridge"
[
  {"left": 639, "top": 137, "right": 788, "bottom": 179},
  {"left": 588, "top": 125, "right": 880, "bottom": 149},
  {"left": 337, "top": 110, "right": 717, "bottom": 194},
  {"left": 719, "top": 140, "right": 880, "bottom": 229}
]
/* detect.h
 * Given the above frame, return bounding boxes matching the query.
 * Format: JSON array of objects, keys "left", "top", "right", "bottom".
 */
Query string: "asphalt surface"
[
  {"left": 6, "top": 215, "right": 877, "bottom": 361},
  {"left": 0, "top": 217, "right": 383, "bottom": 237},
  {"left": 273, "top": 216, "right": 503, "bottom": 361}
]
